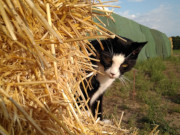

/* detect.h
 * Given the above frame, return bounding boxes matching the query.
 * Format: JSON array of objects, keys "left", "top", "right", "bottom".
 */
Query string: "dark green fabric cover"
[{"left": 94, "top": 12, "right": 171, "bottom": 61}]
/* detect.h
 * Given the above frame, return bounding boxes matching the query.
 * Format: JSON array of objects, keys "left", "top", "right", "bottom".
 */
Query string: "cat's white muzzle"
[
  {"left": 106, "top": 54, "right": 124, "bottom": 79},
  {"left": 106, "top": 70, "right": 120, "bottom": 79}
]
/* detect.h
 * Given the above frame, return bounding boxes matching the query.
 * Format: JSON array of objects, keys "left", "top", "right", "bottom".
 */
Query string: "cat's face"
[
  {"left": 99, "top": 39, "right": 147, "bottom": 79},
  {"left": 100, "top": 52, "right": 124, "bottom": 78}
]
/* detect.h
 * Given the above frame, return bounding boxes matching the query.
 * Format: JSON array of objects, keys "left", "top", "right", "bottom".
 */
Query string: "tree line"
[{"left": 172, "top": 36, "right": 180, "bottom": 50}]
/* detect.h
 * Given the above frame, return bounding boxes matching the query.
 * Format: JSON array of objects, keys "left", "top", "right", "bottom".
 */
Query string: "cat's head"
[{"left": 99, "top": 37, "right": 147, "bottom": 79}]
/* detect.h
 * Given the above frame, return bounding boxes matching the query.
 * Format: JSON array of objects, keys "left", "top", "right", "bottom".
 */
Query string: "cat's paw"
[{"left": 102, "top": 119, "right": 112, "bottom": 125}]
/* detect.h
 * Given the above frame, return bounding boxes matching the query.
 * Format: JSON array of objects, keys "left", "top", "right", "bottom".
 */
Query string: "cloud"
[
  {"left": 117, "top": 4, "right": 180, "bottom": 36},
  {"left": 118, "top": 10, "right": 137, "bottom": 19}
]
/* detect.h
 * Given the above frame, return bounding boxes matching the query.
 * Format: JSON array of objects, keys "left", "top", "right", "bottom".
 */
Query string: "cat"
[{"left": 81, "top": 36, "right": 147, "bottom": 120}]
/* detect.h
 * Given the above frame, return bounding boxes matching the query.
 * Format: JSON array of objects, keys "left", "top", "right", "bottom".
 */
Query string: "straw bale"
[{"left": 0, "top": 0, "right": 159, "bottom": 135}]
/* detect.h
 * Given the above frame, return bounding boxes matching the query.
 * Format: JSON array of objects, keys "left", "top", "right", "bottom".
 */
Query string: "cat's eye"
[
  {"left": 122, "top": 64, "right": 128, "bottom": 68},
  {"left": 101, "top": 52, "right": 112, "bottom": 67},
  {"left": 105, "top": 59, "right": 112, "bottom": 67}
]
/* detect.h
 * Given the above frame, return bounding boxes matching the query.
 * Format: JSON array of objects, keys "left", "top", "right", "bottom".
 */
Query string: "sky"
[{"left": 105, "top": 0, "right": 180, "bottom": 37}]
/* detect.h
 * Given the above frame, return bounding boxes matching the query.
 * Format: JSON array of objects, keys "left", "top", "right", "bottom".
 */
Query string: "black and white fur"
[{"left": 81, "top": 37, "right": 147, "bottom": 120}]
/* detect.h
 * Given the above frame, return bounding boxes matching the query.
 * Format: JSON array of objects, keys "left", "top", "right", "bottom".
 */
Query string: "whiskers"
[{"left": 118, "top": 75, "right": 131, "bottom": 87}]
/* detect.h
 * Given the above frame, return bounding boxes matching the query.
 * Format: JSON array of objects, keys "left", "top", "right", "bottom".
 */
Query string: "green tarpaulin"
[{"left": 94, "top": 12, "right": 171, "bottom": 61}]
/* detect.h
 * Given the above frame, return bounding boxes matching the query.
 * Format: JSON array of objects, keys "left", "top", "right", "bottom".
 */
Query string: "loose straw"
[
  {"left": 62, "top": 90, "right": 86, "bottom": 133},
  {"left": 0, "top": 88, "right": 47, "bottom": 135},
  {"left": 25, "top": 0, "right": 63, "bottom": 43},
  {"left": 118, "top": 111, "right": 124, "bottom": 128},
  {"left": 0, "top": 125, "right": 10, "bottom": 135}
]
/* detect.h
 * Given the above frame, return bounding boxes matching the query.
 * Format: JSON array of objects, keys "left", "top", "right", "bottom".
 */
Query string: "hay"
[
  {"left": 0, "top": 0, "right": 159, "bottom": 134},
  {"left": 0, "top": 0, "right": 123, "bottom": 134}
]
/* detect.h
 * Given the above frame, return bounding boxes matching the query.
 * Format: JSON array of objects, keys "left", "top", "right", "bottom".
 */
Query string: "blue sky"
[{"left": 105, "top": 0, "right": 180, "bottom": 37}]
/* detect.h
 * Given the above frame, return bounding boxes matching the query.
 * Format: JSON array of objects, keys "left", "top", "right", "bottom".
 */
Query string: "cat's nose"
[{"left": 110, "top": 73, "right": 115, "bottom": 76}]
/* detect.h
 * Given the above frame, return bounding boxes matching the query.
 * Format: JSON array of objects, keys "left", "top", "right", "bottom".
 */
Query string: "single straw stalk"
[
  {"left": 46, "top": 3, "right": 59, "bottom": 81},
  {"left": 0, "top": 0, "right": 17, "bottom": 40}
]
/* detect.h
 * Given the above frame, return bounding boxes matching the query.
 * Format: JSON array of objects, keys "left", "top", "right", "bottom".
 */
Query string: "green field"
[{"left": 103, "top": 50, "right": 180, "bottom": 135}]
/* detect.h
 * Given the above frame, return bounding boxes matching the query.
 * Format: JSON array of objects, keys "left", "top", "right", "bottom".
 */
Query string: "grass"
[
  {"left": 173, "top": 49, "right": 180, "bottom": 54},
  {"left": 104, "top": 50, "right": 180, "bottom": 135}
]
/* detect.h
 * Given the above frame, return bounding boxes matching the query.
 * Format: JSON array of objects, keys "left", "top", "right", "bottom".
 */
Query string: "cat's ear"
[
  {"left": 126, "top": 41, "right": 147, "bottom": 59},
  {"left": 132, "top": 41, "right": 147, "bottom": 55}
]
